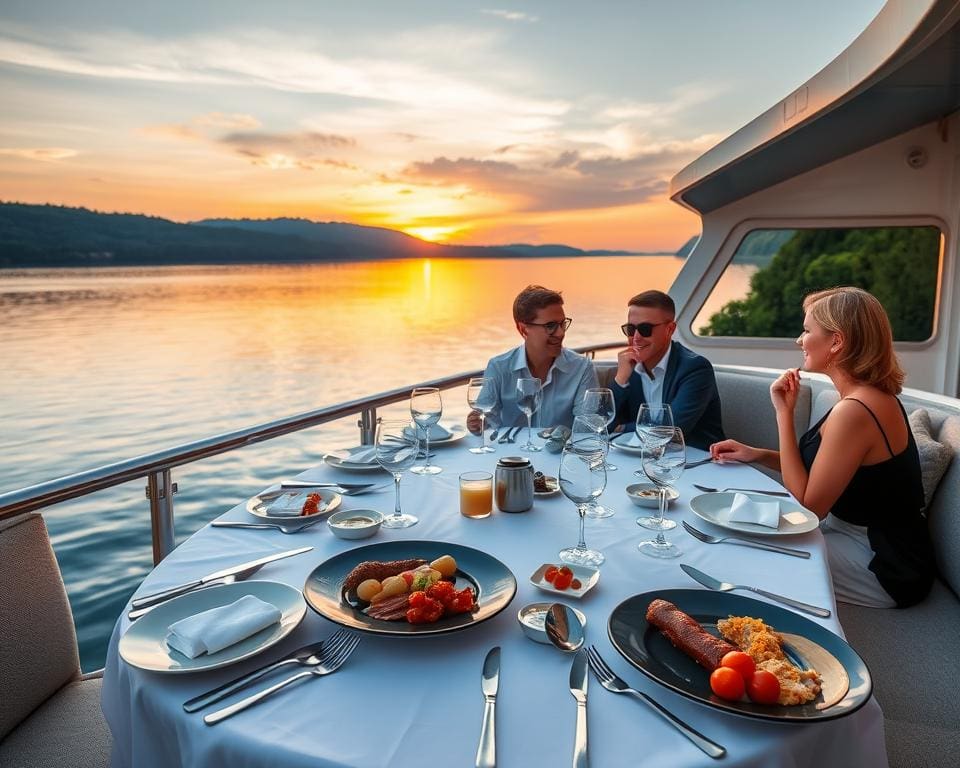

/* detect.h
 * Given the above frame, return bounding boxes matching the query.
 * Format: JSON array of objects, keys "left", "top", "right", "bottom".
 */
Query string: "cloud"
[
  {"left": 0, "top": 147, "right": 77, "bottom": 161},
  {"left": 482, "top": 9, "right": 540, "bottom": 23},
  {"left": 219, "top": 130, "right": 358, "bottom": 171},
  {"left": 139, "top": 124, "right": 203, "bottom": 141},
  {"left": 193, "top": 112, "right": 261, "bottom": 129}
]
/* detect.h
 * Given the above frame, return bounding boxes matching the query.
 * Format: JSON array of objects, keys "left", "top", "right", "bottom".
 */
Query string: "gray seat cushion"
[
  {"left": 838, "top": 580, "right": 960, "bottom": 767},
  {"left": 0, "top": 677, "right": 111, "bottom": 768},
  {"left": 908, "top": 408, "right": 954, "bottom": 508},
  {"left": 715, "top": 370, "right": 811, "bottom": 450}
]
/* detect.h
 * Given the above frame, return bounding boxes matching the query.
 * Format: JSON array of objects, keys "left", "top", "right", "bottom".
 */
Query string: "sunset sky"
[{"left": 1, "top": 1, "right": 885, "bottom": 250}]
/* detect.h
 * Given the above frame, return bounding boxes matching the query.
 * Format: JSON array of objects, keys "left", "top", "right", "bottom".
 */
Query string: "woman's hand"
[
  {"left": 770, "top": 368, "right": 801, "bottom": 413},
  {"left": 710, "top": 439, "right": 761, "bottom": 464}
]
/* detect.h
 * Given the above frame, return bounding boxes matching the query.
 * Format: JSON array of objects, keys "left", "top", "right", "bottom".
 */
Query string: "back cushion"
[
  {"left": 925, "top": 414, "right": 960, "bottom": 596},
  {"left": 715, "top": 371, "right": 812, "bottom": 451},
  {"left": 0, "top": 514, "right": 80, "bottom": 739}
]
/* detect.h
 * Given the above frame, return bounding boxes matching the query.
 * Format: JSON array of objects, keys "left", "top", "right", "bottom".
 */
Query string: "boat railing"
[{"left": 0, "top": 341, "right": 622, "bottom": 563}]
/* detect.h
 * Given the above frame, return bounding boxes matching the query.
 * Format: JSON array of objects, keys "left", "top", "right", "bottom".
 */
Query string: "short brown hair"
[
  {"left": 803, "top": 287, "right": 904, "bottom": 394},
  {"left": 627, "top": 290, "right": 675, "bottom": 317},
  {"left": 513, "top": 285, "right": 563, "bottom": 323}
]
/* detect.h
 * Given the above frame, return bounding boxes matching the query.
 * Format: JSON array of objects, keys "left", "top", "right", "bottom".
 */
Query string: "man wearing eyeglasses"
[
  {"left": 611, "top": 290, "right": 724, "bottom": 450},
  {"left": 467, "top": 284, "right": 598, "bottom": 433}
]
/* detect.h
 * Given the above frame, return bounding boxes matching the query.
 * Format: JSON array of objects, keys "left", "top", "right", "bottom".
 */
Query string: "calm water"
[{"left": 2, "top": 255, "right": 706, "bottom": 670}]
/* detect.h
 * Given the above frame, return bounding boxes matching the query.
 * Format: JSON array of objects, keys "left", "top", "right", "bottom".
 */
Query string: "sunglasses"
[
  {"left": 621, "top": 321, "right": 669, "bottom": 338},
  {"left": 524, "top": 317, "right": 573, "bottom": 336}
]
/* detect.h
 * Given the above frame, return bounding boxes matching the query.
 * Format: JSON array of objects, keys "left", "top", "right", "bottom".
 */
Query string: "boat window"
[{"left": 693, "top": 226, "right": 941, "bottom": 341}]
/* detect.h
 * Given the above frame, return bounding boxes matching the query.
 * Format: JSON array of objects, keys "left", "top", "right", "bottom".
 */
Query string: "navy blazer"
[{"left": 611, "top": 341, "right": 725, "bottom": 450}]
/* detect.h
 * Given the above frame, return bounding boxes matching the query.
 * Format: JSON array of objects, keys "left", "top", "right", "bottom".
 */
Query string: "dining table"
[{"left": 101, "top": 430, "right": 888, "bottom": 768}]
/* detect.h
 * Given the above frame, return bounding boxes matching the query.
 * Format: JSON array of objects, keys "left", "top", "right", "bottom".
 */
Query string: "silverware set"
[
  {"left": 497, "top": 425, "right": 522, "bottom": 444},
  {"left": 693, "top": 483, "right": 790, "bottom": 497}
]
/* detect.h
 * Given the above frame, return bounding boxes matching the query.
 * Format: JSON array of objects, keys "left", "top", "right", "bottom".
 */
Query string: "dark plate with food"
[
  {"left": 304, "top": 540, "right": 517, "bottom": 636},
  {"left": 608, "top": 588, "right": 872, "bottom": 722}
]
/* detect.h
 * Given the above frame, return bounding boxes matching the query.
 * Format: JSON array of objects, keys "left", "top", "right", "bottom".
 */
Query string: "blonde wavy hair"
[{"left": 803, "top": 287, "right": 904, "bottom": 394}]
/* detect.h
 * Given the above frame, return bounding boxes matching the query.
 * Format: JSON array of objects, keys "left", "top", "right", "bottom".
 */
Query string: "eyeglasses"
[
  {"left": 621, "top": 321, "right": 669, "bottom": 338},
  {"left": 524, "top": 317, "right": 573, "bottom": 336}
]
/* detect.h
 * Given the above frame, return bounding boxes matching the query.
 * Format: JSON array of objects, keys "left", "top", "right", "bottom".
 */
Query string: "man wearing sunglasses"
[
  {"left": 467, "top": 284, "right": 598, "bottom": 433},
  {"left": 611, "top": 290, "right": 724, "bottom": 450}
]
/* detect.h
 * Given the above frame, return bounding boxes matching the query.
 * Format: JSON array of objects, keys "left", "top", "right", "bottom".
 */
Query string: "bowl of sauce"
[{"left": 327, "top": 509, "right": 383, "bottom": 540}]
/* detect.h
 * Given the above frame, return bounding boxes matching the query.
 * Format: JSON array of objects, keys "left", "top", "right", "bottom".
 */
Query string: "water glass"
[
  {"left": 557, "top": 437, "right": 607, "bottom": 566},
  {"left": 638, "top": 428, "right": 685, "bottom": 558},
  {"left": 459, "top": 471, "right": 493, "bottom": 518},
  {"left": 635, "top": 403, "right": 674, "bottom": 449},
  {"left": 375, "top": 419, "right": 420, "bottom": 528},
  {"left": 580, "top": 387, "right": 618, "bottom": 470},
  {"left": 516, "top": 377, "right": 543, "bottom": 452},
  {"left": 410, "top": 387, "right": 443, "bottom": 475},
  {"left": 466, "top": 377, "right": 496, "bottom": 454},
  {"left": 571, "top": 414, "right": 615, "bottom": 519}
]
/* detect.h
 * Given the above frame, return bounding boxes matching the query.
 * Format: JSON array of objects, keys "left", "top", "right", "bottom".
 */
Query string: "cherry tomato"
[
  {"left": 558, "top": 566, "right": 573, "bottom": 578},
  {"left": 406, "top": 593, "right": 443, "bottom": 624},
  {"left": 544, "top": 566, "right": 559, "bottom": 583},
  {"left": 746, "top": 669, "right": 781, "bottom": 705},
  {"left": 709, "top": 666, "right": 745, "bottom": 701},
  {"left": 553, "top": 571, "right": 573, "bottom": 590},
  {"left": 570, "top": 578, "right": 582, "bottom": 590},
  {"left": 720, "top": 651, "right": 756, "bottom": 682}
]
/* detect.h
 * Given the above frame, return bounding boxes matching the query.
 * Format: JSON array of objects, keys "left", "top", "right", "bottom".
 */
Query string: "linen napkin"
[
  {"left": 342, "top": 445, "right": 379, "bottom": 464},
  {"left": 725, "top": 492, "right": 781, "bottom": 529},
  {"left": 266, "top": 490, "right": 325, "bottom": 517},
  {"left": 165, "top": 595, "right": 282, "bottom": 659},
  {"left": 403, "top": 424, "right": 452, "bottom": 441}
]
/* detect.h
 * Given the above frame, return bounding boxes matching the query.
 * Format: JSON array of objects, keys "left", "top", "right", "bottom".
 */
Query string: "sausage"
[
  {"left": 646, "top": 599, "right": 737, "bottom": 671},
  {"left": 342, "top": 558, "right": 427, "bottom": 592}
]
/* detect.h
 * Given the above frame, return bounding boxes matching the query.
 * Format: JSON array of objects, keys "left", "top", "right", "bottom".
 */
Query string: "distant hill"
[{"left": 0, "top": 202, "right": 675, "bottom": 268}]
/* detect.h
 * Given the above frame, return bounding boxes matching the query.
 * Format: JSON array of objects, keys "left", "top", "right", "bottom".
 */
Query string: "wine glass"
[
  {"left": 571, "top": 414, "right": 615, "bottom": 519},
  {"left": 637, "top": 428, "right": 685, "bottom": 558},
  {"left": 634, "top": 403, "right": 674, "bottom": 476},
  {"left": 375, "top": 419, "right": 421, "bottom": 528},
  {"left": 557, "top": 436, "right": 607, "bottom": 566},
  {"left": 581, "top": 387, "right": 617, "bottom": 470},
  {"left": 466, "top": 377, "right": 496, "bottom": 454},
  {"left": 410, "top": 387, "right": 442, "bottom": 475},
  {"left": 516, "top": 377, "right": 543, "bottom": 452}
]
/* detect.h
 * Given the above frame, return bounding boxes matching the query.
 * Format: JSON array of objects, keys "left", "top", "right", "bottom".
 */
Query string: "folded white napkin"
[
  {"left": 403, "top": 424, "right": 452, "bottom": 441},
  {"left": 725, "top": 492, "right": 781, "bottom": 529},
  {"left": 266, "top": 490, "right": 323, "bottom": 517},
  {"left": 165, "top": 595, "right": 282, "bottom": 659},
  {"left": 344, "top": 445, "right": 379, "bottom": 464}
]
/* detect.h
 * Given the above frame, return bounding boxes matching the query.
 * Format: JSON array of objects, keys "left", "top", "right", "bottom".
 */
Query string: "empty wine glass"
[
  {"left": 410, "top": 387, "right": 442, "bottom": 475},
  {"left": 516, "top": 377, "right": 542, "bottom": 452},
  {"left": 572, "top": 414, "right": 615, "bottom": 519},
  {"left": 637, "top": 428, "right": 685, "bottom": 558},
  {"left": 376, "top": 419, "right": 421, "bottom": 528},
  {"left": 581, "top": 387, "right": 617, "bottom": 471},
  {"left": 558, "top": 436, "right": 607, "bottom": 566},
  {"left": 634, "top": 403, "right": 674, "bottom": 476},
  {"left": 467, "top": 377, "right": 496, "bottom": 454}
]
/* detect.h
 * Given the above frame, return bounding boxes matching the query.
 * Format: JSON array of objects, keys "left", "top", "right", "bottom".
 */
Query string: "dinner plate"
[
  {"left": 534, "top": 475, "right": 560, "bottom": 497},
  {"left": 303, "top": 540, "right": 517, "bottom": 636},
  {"left": 403, "top": 424, "right": 468, "bottom": 446},
  {"left": 690, "top": 492, "right": 819, "bottom": 536},
  {"left": 608, "top": 588, "right": 871, "bottom": 722},
  {"left": 323, "top": 453, "right": 388, "bottom": 473},
  {"left": 246, "top": 487, "right": 342, "bottom": 522},
  {"left": 119, "top": 581, "right": 306, "bottom": 673},
  {"left": 608, "top": 433, "right": 646, "bottom": 455}
]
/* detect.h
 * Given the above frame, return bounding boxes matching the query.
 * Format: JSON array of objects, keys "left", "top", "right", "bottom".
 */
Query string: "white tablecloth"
[{"left": 102, "top": 435, "right": 888, "bottom": 768}]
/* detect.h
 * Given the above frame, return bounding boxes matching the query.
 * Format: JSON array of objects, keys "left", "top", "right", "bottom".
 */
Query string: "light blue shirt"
[{"left": 479, "top": 345, "right": 599, "bottom": 429}]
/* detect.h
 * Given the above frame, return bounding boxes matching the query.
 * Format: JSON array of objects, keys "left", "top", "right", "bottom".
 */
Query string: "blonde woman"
[{"left": 710, "top": 287, "right": 934, "bottom": 607}]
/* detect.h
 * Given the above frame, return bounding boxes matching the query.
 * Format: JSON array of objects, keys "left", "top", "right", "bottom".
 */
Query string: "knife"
[
  {"left": 130, "top": 546, "right": 313, "bottom": 610},
  {"left": 680, "top": 563, "right": 832, "bottom": 618},
  {"left": 570, "top": 648, "right": 589, "bottom": 768},
  {"left": 475, "top": 646, "right": 500, "bottom": 768}
]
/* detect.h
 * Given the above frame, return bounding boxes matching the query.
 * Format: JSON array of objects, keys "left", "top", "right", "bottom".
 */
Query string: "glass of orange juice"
[{"left": 459, "top": 471, "right": 493, "bottom": 518}]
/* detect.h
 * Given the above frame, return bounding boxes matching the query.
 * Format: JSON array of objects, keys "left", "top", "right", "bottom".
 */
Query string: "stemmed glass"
[
  {"left": 467, "top": 377, "right": 496, "bottom": 454},
  {"left": 375, "top": 419, "right": 421, "bottom": 528},
  {"left": 571, "top": 414, "right": 615, "bottom": 519},
  {"left": 410, "top": 387, "right": 443, "bottom": 475},
  {"left": 634, "top": 403, "right": 674, "bottom": 475},
  {"left": 637, "top": 428, "right": 686, "bottom": 558},
  {"left": 558, "top": 434, "right": 607, "bottom": 566},
  {"left": 516, "top": 377, "right": 542, "bottom": 452},
  {"left": 581, "top": 387, "right": 617, "bottom": 471}
]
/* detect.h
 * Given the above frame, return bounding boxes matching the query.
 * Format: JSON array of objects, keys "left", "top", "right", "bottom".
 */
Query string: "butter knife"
[
  {"left": 475, "top": 646, "right": 500, "bottom": 768},
  {"left": 570, "top": 648, "right": 589, "bottom": 768},
  {"left": 680, "top": 563, "right": 832, "bottom": 618}
]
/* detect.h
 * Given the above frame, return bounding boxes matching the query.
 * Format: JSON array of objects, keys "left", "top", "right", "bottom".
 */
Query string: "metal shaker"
[{"left": 495, "top": 456, "right": 535, "bottom": 512}]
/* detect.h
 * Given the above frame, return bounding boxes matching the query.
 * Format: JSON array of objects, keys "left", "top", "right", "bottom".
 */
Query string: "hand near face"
[
  {"left": 466, "top": 409, "right": 483, "bottom": 435},
  {"left": 615, "top": 344, "right": 641, "bottom": 385},
  {"left": 770, "top": 368, "right": 801, "bottom": 413}
]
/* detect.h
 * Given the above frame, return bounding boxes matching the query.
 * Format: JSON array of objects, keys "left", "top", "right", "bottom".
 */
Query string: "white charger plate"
[
  {"left": 689, "top": 492, "right": 820, "bottom": 536},
  {"left": 403, "top": 424, "right": 468, "bottom": 446},
  {"left": 608, "top": 433, "right": 645, "bottom": 455},
  {"left": 247, "top": 487, "right": 342, "bottom": 522},
  {"left": 119, "top": 581, "right": 306, "bottom": 673}
]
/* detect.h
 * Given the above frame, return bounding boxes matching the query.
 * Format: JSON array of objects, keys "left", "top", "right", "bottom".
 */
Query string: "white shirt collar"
[{"left": 635, "top": 341, "right": 671, "bottom": 380}]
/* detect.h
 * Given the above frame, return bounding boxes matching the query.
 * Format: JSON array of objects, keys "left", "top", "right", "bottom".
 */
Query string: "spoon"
[{"left": 545, "top": 603, "right": 585, "bottom": 652}]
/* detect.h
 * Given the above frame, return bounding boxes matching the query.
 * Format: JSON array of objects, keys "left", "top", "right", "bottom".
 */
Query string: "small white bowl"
[
  {"left": 626, "top": 483, "right": 679, "bottom": 508},
  {"left": 517, "top": 602, "right": 587, "bottom": 644},
  {"left": 326, "top": 509, "right": 383, "bottom": 540}
]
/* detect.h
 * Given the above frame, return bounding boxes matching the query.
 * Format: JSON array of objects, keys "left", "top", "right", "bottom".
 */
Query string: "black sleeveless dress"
[{"left": 798, "top": 398, "right": 934, "bottom": 607}]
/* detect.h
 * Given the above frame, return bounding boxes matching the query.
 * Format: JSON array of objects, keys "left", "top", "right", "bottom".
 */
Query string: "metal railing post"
[
  {"left": 146, "top": 470, "right": 176, "bottom": 564},
  {"left": 358, "top": 407, "right": 377, "bottom": 445}
]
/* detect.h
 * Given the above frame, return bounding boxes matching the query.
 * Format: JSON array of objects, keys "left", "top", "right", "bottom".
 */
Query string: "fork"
[
  {"left": 184, "top": 630, "right": 348, "bottom": 712},
  {"left": 692, "top": 483, "right": 790, "bottom": 497},
  {"left": 203, "top": 633, "right": 361, "bottom": 724},
  {"left": 585, "top": 646, "right": 726, "bottom": 760},
  {"left": 682, "top": 520, "right": 810, "bottom": 558},
  {"left": 503, "top": 426, "right": 522, "bottom": 443},
  {"left": 211, "top": 515, "right": 327, "bottom": 534}
]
